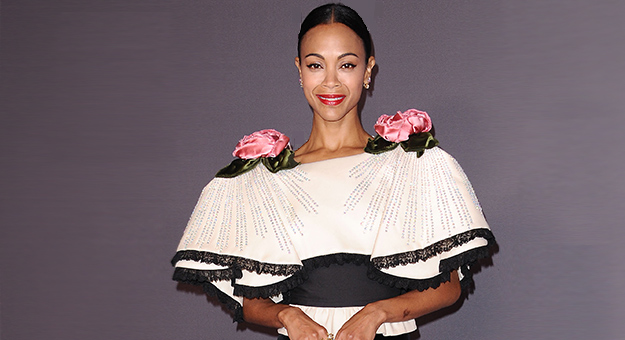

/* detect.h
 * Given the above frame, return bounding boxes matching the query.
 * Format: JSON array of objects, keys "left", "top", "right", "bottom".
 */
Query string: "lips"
[{"left": 316, "top": 94, "right": 345, "bottom": 106}]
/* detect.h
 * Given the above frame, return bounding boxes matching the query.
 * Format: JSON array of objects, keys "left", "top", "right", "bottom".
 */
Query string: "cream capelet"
[{"left": 171, "top": 111, "right": 496, "bottom": 329}]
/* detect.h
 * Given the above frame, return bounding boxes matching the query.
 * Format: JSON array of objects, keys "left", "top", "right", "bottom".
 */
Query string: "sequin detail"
[
  {"left": 179, "top": 166, "right": 317, "bottom": 254},
  {"left": 344, "top": 152, "right": 391, "bottom": 232},
  {"left": 344, "top": 147, "right": 479, "bottom": 244}
]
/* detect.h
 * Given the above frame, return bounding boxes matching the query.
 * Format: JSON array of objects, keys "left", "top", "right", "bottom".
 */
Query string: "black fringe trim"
[
  {"left": 234, "top": 270, "right": 308, "bottom": 299},
  {"left": 172, "top": 235, "right": 496, "bottom": 321},
  {"left": 173, "top": 266, "right": 235, "bottom": 283},
  {"left": 367, "top": 244, "right": 493, "bottom": 292},
  {"left": 439, "top": 245, "right": 492, "bottom": 274},
  {"left": 233, "top": 253, "right": 369, "bottom": 299},
  {"left": 368, "top": 267, "right": 452, "bottom": 292},
  {"left": 370, "top": 228, "right": 496, "bottom": 269},
  {"left": 171, "top": 249, "right": 302, "bottom": 278}
]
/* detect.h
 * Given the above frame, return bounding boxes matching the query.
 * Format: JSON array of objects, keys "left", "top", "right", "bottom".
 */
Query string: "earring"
[
  {"left": 299, "top": 78, "right": 303, "bottom": 88},
  {"left": 363, "top": 77, "right": 371, "bottom": 90}
]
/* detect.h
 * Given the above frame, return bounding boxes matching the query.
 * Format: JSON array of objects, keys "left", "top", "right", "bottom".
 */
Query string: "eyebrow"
[{"left": 304, "top": 52, "right": 360, "bottom": 60}]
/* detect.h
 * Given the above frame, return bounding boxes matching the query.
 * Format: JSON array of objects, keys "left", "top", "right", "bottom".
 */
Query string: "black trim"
[
  {"left": 370, "top": 228, "right": 496, "bottom": 268},
  {"left": 172, "top": 234, "right": 496, "bottom": 321},
  {"left": 171, "top": 249, "right": 302, "bottom": 278},
  {"left": 368, "top": 266, "right": 452, "bottom": 292},
  {"left": 233, "top": 253, "right": 369, "bottom": 298},
  {"left": 367, "top": 244, "right": 493, "bottom": 292},
  {"left": 439, "top": 245, "right": 492, "bottom": 273},
  {"left": 234, "top": 271, "right": 308, "bottom": 298},
  {"left": 172, "top": 266, "right": 237, "bottom": 283},
  {"left": 202, "top": 282, "right": 244, "bottom": 322}
]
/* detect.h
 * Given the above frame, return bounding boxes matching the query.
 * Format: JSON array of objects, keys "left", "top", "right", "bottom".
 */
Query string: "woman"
[{"left": 171, "top": 4, "right": 495, "bottom": 340}]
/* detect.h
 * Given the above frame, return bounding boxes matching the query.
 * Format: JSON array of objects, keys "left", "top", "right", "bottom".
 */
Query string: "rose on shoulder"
[
  {"left": 374, "top": 109, "right": 432, "bottom": 143},
  {"left": 232, "top": 129, "right": 290, "bottom": 159}
]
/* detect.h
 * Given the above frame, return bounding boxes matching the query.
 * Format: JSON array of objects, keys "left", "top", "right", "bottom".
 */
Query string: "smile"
[{"left": 316, "top": 94, "right": 346, "bottom": 106}]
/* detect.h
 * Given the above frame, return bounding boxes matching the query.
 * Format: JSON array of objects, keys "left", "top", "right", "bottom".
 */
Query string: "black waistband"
[{"left": 281, "top": 261, "right": 402, "bottom": 307}]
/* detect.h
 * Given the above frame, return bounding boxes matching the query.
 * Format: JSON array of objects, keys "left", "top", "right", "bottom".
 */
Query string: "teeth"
[{"left": 319, "top": 96, "right": 344, "bottom": 101}]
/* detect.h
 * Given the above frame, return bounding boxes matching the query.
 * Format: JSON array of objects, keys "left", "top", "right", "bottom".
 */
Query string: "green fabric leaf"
[
  {"left": 399, "top": 132, "right": 439, "bottom": 157},
  {"left": 365, "top": 132, "right": 439, "bottom": 157},
  {"left": 215, "top": 158, "right": 261, "bottom": 178},
  {"left": 262, "top": 148, "right": 299, "bottom": 173},
  {"left": 364, "top": 135, "right": 400, "bottom": 154},
  {"left": 215, "top": 148, "right": 299, "bottom": 178}
]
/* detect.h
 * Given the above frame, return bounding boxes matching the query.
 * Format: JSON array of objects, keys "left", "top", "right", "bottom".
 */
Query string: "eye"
[
  {"left": 341, "top": 63, "right": 356, "bottom": 69},
  {"left": 306, "top": 63, "right": 322, "bottom": 70}
]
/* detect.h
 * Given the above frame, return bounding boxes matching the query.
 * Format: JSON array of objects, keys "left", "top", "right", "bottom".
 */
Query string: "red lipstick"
[{"left": 316, "top": 94, "right": 345, "bottom": 106}]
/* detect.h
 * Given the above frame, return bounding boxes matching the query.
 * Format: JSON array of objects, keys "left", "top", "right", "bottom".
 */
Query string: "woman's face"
[{"left": 296, "top": 23, "right": 375, "bottom": 123}]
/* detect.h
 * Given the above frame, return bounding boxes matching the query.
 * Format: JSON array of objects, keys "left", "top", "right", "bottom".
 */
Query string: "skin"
[
  {"left": 243, "top": 22, "right": 462, "bottom": 340},
  {"left": 293, "top": 23, "right": 375, "bottom": 164}
]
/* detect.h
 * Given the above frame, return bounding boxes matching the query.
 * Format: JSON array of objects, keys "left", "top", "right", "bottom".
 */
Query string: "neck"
[{"left": 295, "top": 113, "right": 371, "bottom": 163}]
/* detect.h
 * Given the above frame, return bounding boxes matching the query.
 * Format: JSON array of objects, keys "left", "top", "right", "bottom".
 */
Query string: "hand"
[
  {"left": 334, "top": 305, "right": 385, "bottom": 340},
  {"left": 278, "top": 306, "right": 329, "bottom": 340}
]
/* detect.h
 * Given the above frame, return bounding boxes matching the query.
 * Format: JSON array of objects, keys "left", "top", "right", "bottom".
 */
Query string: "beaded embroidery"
[
  {"left": 179, "top": 165, "right": 318, "bottom": 255},
  {"left": 343, "top": 147, "right": 483, "bottom": 245},
  {"left": 172, "top": 115, "right": 495, "bottom": 326}
]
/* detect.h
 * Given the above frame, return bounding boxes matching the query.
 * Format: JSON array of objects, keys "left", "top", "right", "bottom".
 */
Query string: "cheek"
[
  {"left": 343, "top": 75, "right": 364, "bottom": 93},
  {"left": 342, "top": 70, "right": 365, "bottom": 85},
  {"left": 302, "top": 71, "right": 323, "bottom": 83},
  {"left": 344, "top": 76, "right": 362, "bottom": 87}
]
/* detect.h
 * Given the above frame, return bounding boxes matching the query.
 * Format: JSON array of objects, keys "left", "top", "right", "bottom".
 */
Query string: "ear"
[
  {"left": 364, "top": 56, "right": 376, "bottom": 80},
  {"left": 295, "top": 57, "right": 302, "bottom": 78}
]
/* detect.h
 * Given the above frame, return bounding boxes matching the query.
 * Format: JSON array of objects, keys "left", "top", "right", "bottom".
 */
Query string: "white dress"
[{"left": 172, "top": 133, "right": 495, "bottom": 337}]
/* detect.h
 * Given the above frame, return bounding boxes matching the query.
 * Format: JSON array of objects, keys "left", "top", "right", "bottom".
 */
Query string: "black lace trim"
[
  {"left": 368, "top": 266, "right": 452, "bottom": 292},
  {"left": 172, "top": 237, "right": 495, "bottom": 320},
  {"left": 173, "top": 268, "right": 244, "bottom": 322},
  {"left": 233, "top": 253, "right": 370, "bottom": 299},
  {"left": 171, "top": 249, "right": 302, "bottom": 278},
  {"left": 172, "top": 266, "right": 236, "bottom": 283},
  {"left": 439, "top": 245, "right": 491, "bottom": 274},
  {"left": 172, "top": 237, "right": 495, "bottom": 296},
  {"left": 367, "top": 244, "right": 492, "bottom": 292},
  {"left": 234, "top": 270, "right": 308, "bottom": 299},
  {"left": 370, "top": 228, "right": 495, "bottom": 269}
]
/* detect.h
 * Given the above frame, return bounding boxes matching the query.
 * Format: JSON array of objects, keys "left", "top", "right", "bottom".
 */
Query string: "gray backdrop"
[{"left": 2, "top": 1, "right": 624, "bottom": 339}]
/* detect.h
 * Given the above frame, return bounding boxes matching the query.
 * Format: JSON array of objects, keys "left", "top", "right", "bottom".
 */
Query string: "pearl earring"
[
  {"left": 363, "top": 83, "right": 369, "bottom": 89},
  {"left": 364, "top": 77, "right": 371, "bottom": 90}
]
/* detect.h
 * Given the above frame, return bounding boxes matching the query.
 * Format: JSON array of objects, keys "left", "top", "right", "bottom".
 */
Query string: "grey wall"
[{"left": 1, "top": 1, "right": 624, "bottom": 339}]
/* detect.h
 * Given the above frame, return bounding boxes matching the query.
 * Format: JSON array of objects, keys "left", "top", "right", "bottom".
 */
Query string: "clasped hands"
[{"left": 279, "top": 303, "right": 385, "bottom": 340}]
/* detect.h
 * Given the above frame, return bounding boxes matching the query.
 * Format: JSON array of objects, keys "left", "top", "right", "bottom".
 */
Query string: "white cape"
[{"left": 172, "top": 146, "right": 494, "bottom": 335}]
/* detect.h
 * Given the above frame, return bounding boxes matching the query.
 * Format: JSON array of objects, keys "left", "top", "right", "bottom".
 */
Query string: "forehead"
[{"left": 300, "top": 23, "right": 365, "bottom": 57}]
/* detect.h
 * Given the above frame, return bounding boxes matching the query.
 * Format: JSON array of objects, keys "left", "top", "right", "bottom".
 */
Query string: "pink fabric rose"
[
  {"left": 232, "top": 129, "right": 290, "bottom": 159},
  {"left": 374, "top": 109, "right": 432, "bottom": 143}
]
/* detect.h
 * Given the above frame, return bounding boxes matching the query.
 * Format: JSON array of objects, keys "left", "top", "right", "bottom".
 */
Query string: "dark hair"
[{"left": 298, "top": 3, "right": 373, "bottom": 61}]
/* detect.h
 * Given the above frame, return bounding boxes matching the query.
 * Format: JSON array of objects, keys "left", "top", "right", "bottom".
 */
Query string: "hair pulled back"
[{"left": 298, "top": 3, "right": 373, "bottom": 61}]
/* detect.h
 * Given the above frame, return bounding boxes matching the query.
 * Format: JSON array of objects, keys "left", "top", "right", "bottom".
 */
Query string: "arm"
[
  {"left": 335, "top": 271, "right": 462, "bottom": 340},
  {"left": 243, "top": 297, "right": 329, "bottom": 340}
]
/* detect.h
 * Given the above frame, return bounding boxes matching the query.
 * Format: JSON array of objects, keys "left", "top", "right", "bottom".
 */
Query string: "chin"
[{"left": 314, "top": 108, "right": 357, "bottom": 123}]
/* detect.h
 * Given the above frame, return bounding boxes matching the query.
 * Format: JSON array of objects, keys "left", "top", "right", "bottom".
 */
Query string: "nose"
[{"left": 322, "top": 69, "right": 340, "bottom": 89}]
